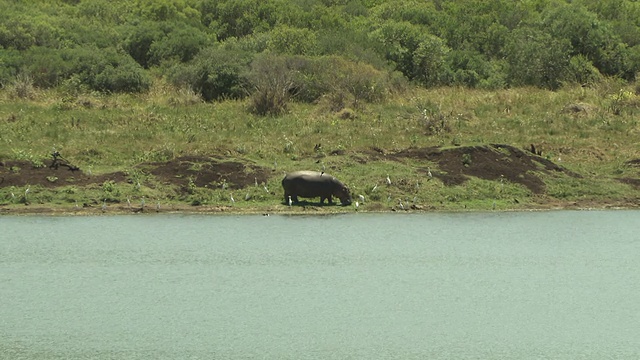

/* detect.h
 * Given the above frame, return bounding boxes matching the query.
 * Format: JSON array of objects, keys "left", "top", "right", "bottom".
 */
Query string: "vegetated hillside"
[
  {"left": 1, "top": 0, "right": 640, "bottom": 213},
  {"left": 2, "top": 0, "right": 640, "bottom": 102}
]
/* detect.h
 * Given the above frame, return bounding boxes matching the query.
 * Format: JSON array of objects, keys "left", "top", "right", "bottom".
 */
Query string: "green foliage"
[
  {"left": 504, "top": 27, "right": 571, "bottom": 90},
  {"left": 567, "top": 54, "right": 603, "bottom": 85},
  {"left": 94, "top": 61, "right": 151, "bottom": 93},
  {"left": 370, "top": 20, "right": 450, "bottom": 87},
  {"left": 266, "top": 25, "right": 318, "bottom": 55},
  {"left": 61, "top": 47, "right": 152, "bottom": 93},
  {"left": 0, "top": 49, "right": 21, "bottom": 87},
  {"left": 168, "top": 46, "right": 253, "bottom": 101},
  {"left": 149, "top": 25, "right": 209, "bottom": 65},
  {"left": 542, "top": 3, "right": 634, "bottom": 79},
  {"left": 0, "top": 13, "right": 60, "bottom": 50},
  {"left": 122, "top": 21, "right": 165, "bottom": 68},
  {"left": 1, "top": 0, "right": 640, "bottom": 95},
  {"left": 199, "top": 0, "right": 283, "bottom": 40}
]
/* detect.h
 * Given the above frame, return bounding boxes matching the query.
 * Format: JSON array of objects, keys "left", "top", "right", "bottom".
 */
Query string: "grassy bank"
[{"left": 1, "top": 80, "right": 640, "bottom": 215}]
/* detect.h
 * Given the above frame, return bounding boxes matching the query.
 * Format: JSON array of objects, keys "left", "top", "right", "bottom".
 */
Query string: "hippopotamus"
[{"left": 282, "top": 171, "right": 352, "bottom": 206}]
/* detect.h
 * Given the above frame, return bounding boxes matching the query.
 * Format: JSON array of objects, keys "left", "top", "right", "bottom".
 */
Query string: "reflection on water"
[{"left": 1, "top": 211, "right": 640, "bottom": 359}]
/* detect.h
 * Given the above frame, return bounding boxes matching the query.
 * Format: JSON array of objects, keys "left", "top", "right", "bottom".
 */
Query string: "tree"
[{"left": 504, "top": 27, "right": 571, "bottom": 90}]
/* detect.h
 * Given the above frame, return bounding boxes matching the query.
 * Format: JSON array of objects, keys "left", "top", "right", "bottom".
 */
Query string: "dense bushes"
[
  {"left": 167, "top": 46, "right": 253, "bottom": 101},
  {"left": 1, "top": 0, "right": 640, "bottom": 99},
  {"left": 0, "top": 46, "right": 151, "bottom": 92}
]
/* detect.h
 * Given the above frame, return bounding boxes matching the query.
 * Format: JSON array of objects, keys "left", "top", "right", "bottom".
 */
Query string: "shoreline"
[{"left": 2, "top": 199, "right": 638, "bottom": 216}]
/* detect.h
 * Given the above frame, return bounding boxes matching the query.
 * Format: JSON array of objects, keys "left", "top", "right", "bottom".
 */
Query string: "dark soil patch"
[
  {"left": 617, "top": 177, "right": 640, "bottom": 189},
  {"left": 391, "top": 144, "right": 581, "bottom": 194},
  {"left": 624, "top": 159, "right": 640, "bottom": 167},
  {"left": 1, "top": 155, "right": 270, "bottom": 194},
  {"left": 0, "top": 159, "right": 127, "bottom": 188},
  {"left": 141, "top": 156, "right": 271, "bottom": 194}
]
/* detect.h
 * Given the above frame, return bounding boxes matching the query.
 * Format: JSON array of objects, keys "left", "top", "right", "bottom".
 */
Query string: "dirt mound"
[
  {"left": 0, "top": 159, "right": 127, "bottom": 188},
  {"left": 1, "top": 155, "right": 271, "bottom": 194},
  {"left": 141, "top": 156, "right": 271, "bottom": 193},
  {"left": 391, "top": 144, "right": 580, "bottom": 194}
]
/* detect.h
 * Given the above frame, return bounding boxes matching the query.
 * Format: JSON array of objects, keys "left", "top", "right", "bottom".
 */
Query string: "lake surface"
[{"left": 1, "top": 211, "right": 639, "bottom": 359}]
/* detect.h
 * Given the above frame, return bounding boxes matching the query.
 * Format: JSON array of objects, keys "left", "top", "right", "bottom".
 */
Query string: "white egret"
[
  {"left": 127, "top": 197, "right": 131, "bottom": 208},
  {"left": 74, "top": 200, "right": 79, "bottom": 209},
  {"left": 372, "top": 184, "right": 378, "bottom": 192},
  {"left": 245, "top": 192, "right": 251, "bottom": 201},
  {"left": 398, "top": 200, "right": 404, "bottom": 210},
  {"left": 355, "top": 201, "right": 359, "bottom": 211},
  {"left": 386, "top": 174, "right": 391, "bottom": 185},
  {"left": 263, "top": 184, "right": 270, "bottom": 193},
  {"left": 255, "top": 177, "right": 258, "bottom": 187},
  {"left": 358, "top": 194, "right": 365, "bottom": 203},
  {"left": 288, "top": 195, "right": 292, "bottom": 207},
  {"left": 230, "top": 194, "right": 235, "bottom": 203},
  {"left": 427, "top": 167, "right": 433, "bottom": 179}
]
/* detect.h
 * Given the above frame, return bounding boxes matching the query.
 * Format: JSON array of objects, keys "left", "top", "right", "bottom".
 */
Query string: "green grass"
[{"left": 2, "top": 79, "right": 640, "bottom": 213}]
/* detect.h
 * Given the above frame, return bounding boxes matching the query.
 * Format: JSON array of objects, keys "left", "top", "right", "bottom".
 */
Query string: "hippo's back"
[{"left": 282, "top": 171, "right": 336, "bottom": 195}]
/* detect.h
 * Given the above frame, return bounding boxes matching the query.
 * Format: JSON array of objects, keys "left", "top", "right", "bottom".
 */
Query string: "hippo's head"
[{"left": 336, "top": 185, "right": 352, "bottom": 206}]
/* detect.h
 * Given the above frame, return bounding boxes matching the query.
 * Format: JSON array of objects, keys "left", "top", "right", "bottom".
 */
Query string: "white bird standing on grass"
[
  {"left": 230, "top": 194, "right": 235, "bottom": 204},
  {"left": 386, "top": 174, "right": 392, "bottom": 185},
  {"left": 358, "top": 194, "right": 365, "bottom": 204},
  {"left": 288, "top": 196, "right": 292, "bottom": 207}
]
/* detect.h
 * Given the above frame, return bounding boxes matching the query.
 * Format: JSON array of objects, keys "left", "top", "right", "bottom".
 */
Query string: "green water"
[{"left": 1, "top": 211, "right": 639, "bottom": 359}]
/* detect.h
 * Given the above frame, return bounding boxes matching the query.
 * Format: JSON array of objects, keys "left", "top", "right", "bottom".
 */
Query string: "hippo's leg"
[
  {"left": 292, "top": 195, "right": 299, "bottom": 203},
  {"left": 327, "top": 195, "right": 333, "bottom": 204}
]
